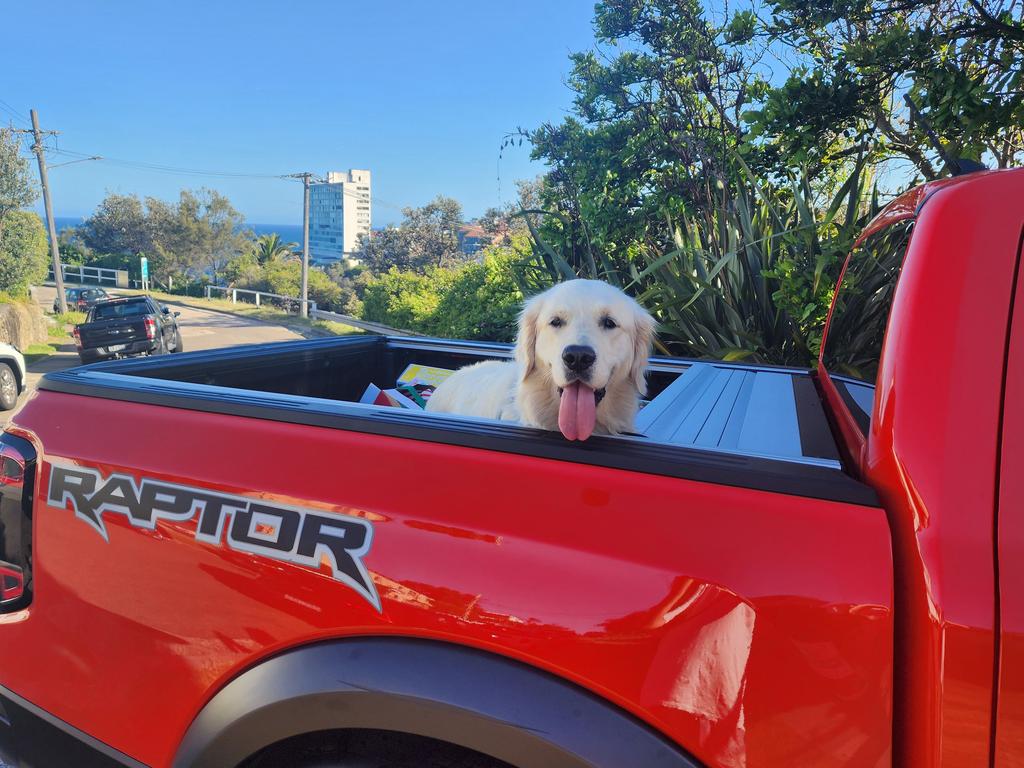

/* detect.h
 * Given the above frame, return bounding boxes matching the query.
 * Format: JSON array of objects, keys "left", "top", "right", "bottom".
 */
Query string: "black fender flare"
[{"left": 173, "top": 637, "right": 701, "bottom": 768}]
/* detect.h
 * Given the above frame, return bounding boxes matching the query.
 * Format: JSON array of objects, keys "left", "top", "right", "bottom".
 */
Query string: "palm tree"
[{"left": 251, "top": 233, "right": 298, "bottom": 265}]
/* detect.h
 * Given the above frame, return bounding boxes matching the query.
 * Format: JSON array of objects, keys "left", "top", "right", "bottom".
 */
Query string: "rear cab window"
[
  {"left": 91, "top": 300, "right": 151, "bottom": 321},
  {"left": 820, "top": 219, "right": 915, "bottom": 435}
]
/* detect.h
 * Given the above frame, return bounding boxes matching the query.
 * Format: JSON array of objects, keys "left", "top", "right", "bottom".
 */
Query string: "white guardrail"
[
  {"left": 205, "top": 285, "right": 316, "bottom": 312},
  {"left": 205, "top": 285, "right": 422, "bottom": 336},
  {"left": 49, "top": 264, "right": 128, "bottom": 288}
]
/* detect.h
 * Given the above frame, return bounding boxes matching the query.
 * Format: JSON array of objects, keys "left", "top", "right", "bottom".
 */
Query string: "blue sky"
[{"left": 2, "top": 0, "right": 597, "bottom": 225}]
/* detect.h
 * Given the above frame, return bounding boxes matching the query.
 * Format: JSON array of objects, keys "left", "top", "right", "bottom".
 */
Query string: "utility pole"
[
  {"left": 301, "top": 173, "right": 311, "bottom": 318},
  {"left": 285, "top": 172, "right": 318, "bottom": 318},
  {"left": 13, "top": 111, "right": 66, "bottom": 313}
]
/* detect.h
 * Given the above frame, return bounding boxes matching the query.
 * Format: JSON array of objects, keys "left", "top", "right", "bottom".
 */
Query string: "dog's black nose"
[{"left": 562, "top": 345, "right": 596, "bottom": 373}]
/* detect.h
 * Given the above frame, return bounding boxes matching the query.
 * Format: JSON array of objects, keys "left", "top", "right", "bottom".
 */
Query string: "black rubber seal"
[{"left": 38, "top": 336, "right": 879, "bottom": 508}]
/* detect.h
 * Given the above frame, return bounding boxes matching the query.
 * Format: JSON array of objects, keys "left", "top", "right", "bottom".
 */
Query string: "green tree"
[
  {"left": 361, "top": 269, "right": 448, "bottom": 330},
  {"left": 80, "top": 193, "right": 152, "bottom": 257},
  {"left": 477, "top": 179, "right": 545, "bottom": 244},
  {"left": 222, "top": 251, "right": 263, "bottom": 289},
  {"left": 325, "top": 261, "right": 371, "bottom": 315},
  {"left": 0, "top": 129, "right": 37, "bottom": 241},
  {"left": 57, "top": 228, "right": 92, "bottom": 265},
  {"left": 251, "top": 233, "right": 297, "bottom": 265},
  {"left": 150, "top": 189, "right": 249, "bottom": 285},
  {"left": 262, "top": 258, "right": 341, "bottom": 311},
  {"left": 512, "top": 0, "right": 1024, "bottom": 365},
  {"left": 80, "top": 189, "right": 251, "bottom": 288},
  {"left": 0, "top": 211, "right": 48, "bottom": 298},
  {"left": 750, "top": 0, "right": 1024, "bottom": 175},
  {"left": 356, "top": 226, "right": 410, "bottom": 273},
  {"left": 357, "top": 196, "right": 466, "bottom": 273},
  {"left": 525, "top": 0, "right": 771, "bottom": 264},
  {"left": 430, "top": 247, "right": 525, "bottom": 341},
  {"left": 360, "top": 241, "right": 528, "bottom": 341}
]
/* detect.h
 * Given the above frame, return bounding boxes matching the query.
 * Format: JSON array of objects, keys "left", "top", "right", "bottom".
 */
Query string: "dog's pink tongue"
[{"left": 558, "top": 381, "right": 597, "bottom": 441}]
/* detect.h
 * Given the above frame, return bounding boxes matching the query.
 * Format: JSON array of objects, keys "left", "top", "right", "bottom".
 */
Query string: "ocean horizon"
[{"left": 55, "top": 216, "right": 305, "bottom": 244}]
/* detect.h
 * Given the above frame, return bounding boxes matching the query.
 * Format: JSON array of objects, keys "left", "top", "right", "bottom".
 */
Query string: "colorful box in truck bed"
[{"left": 0, "top": 168, "right": 1021, "bottom": 767}]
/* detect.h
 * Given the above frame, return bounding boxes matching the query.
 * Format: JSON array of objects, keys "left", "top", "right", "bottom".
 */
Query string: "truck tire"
[
  {"left": 0, "top": 363, "right": 18, "bottom": 411},
  {"left": 172, "top": 330, "right": 183, "bottom": 353},
  {"left": 243, "top": 730, "right": 511, "bottom": 768}
]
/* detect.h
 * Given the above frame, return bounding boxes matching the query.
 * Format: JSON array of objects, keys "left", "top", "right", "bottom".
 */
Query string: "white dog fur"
[{"left": 426, "top": 279, "right": 656, "bottom": 439}]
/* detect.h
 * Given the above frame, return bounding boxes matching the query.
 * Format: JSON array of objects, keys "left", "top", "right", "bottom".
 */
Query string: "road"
[{"left": 1, "top": 287, "right": 305, "bottom": 426}]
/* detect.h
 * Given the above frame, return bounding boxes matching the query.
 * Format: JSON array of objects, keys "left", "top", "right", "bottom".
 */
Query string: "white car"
[{"left": 0, "top": 343, "right": 26, "bottom": 411}]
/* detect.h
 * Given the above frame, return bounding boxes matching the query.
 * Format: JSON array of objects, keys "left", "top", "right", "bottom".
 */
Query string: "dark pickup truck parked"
[{"left": 73, "top": 296, "right": 184, "bottom": 364}]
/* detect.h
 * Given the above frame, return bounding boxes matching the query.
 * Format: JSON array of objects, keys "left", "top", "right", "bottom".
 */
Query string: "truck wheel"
[
  {"left": 0, "top": 363, "right": 17, "bottom": 411},
  {"left": 243, "top": 730, "right": 511, "bottom": 768},
  {"left": 171, "top": 330, "right": 183, "bottom": 353}
]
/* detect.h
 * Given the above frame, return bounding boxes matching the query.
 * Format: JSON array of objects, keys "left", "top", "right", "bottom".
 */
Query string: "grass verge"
[
  {"left": 23, "top": 343, "right": 57, "bottom": 365},
  {"left": 53, "top": 310, "right": 87, "bottom": 325}
]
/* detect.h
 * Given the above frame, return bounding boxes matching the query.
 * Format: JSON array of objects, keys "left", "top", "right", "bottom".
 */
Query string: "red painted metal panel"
[
  {"left": 995, "top": 216, "right": 1024, "bottom": 766},
  {"left": 5, "top": 389, "right": 892, "bottom": 768},
  {"left": 853, "top": 170, "right": 1023, "bottom": 766}
]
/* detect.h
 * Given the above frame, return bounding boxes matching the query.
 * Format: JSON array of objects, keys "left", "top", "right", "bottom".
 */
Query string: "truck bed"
[{"left": 39, "top": 335, "right": 874, "bottom": 505}]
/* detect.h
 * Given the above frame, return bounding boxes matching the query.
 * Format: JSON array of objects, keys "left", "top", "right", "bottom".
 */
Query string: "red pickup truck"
[{"left": 0, "top": 169, "right": 1021, "bottom": 768}]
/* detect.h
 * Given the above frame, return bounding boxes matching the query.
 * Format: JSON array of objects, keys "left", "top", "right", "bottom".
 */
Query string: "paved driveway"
[{"left": 1, "top": 287, "right": 305, "bottom": 427}]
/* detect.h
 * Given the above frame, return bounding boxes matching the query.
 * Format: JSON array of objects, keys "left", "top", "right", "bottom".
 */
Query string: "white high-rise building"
[{"left": 309, "top": 169, "right": 371, "bottom": 265}]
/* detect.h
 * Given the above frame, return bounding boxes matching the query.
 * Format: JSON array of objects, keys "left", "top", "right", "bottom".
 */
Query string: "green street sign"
[{"left": 140, "top": 256, "right": 149, "bottom": 281}]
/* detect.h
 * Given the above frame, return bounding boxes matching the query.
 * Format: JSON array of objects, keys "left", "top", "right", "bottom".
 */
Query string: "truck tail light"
[
  {"left": 0, "top": 433, "right": 35, "bottom": 612},
  {"left": 144, "top": 317, "right": 156, "bottom": 340},
  {"left": 0, "top": 563, "right": 23, "bottom": 603},
  {"left": 72, "top": 326, "right": 81, "bottom": 348}
]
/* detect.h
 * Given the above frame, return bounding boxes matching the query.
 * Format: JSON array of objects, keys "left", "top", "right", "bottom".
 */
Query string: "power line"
[
  {"left": 48, "top": 146, "right": 404, "bottom": 210},
  {"left": 0, "top": 98, "right": 29, "bottom": 125},
  {"left": 48, "top": 148, "right": 287, "bottom": 180}
]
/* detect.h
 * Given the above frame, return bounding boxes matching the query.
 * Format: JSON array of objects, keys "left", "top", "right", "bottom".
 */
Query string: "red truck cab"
[
  {"left": 818, "top": 169, "right": 1024, "bottom": 766},
  {"left": 0, "top": 169, "right": 1021, "bottom": 767}
]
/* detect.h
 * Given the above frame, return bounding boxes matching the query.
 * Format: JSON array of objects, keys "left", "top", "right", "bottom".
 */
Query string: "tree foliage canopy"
[
  {"left": 0, "top": 129, "right": 37, "bottom": 240},
  {"left": 361, "top": 241, "right": 528, "bottom": 341},
  {"left": 357, "top": 196, "right": 467, "bottom": 274},
  {"left": 78, "top": 189, "right": 250, "bottom": 285},
  {"left": 0, "top": 211, "right": 48, "bottom": 298},
  {"left": 514, "top": 0, "right": 1023, "bottom": 364},
  {"left": 750, "top": 0, "right": 1024, "bottom": 176},
  {"left": 0, "top": 130, "right": 45, "bottom": 297}
]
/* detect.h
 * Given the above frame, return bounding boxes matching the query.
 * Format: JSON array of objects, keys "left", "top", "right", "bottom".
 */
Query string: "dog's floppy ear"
[
  {"left": 630, "top": 302, "right": 657, "bottom": 395},
  {"left": 515, "top": 292, "right": 544, "bottom": 381}
]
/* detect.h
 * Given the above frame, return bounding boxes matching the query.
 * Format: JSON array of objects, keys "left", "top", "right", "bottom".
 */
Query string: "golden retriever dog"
[{"left": 426, "top": 279, "right": 656, "bottom": 440}]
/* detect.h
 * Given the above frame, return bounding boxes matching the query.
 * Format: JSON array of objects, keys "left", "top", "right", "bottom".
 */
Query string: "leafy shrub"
[
  {"left": 224, "top": 254, "right": 342, "bottom": 312},
  {"left": 0, "top": 211, "right": 48, "bottom": 298},
  {"left": 361, "top": 269, "right": 451, "bottom": 332},
  {"left": 429, "top": 250, "right": 523, "bottom": 341},
  {"left": 361, "top": 247, "right": 525, "bottom": 340},
  {"left": 516, "top": 159, "right": 880, "bottom": 366}
]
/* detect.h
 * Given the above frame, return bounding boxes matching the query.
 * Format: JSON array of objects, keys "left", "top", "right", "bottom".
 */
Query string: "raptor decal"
[{"left": 46, "top": 461, "right": 380, "bottom": 611}]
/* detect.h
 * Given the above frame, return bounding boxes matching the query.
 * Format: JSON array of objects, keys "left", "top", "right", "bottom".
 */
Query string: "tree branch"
[{"left": 964, "top": 0, "right": 1024, "bottom": 41}]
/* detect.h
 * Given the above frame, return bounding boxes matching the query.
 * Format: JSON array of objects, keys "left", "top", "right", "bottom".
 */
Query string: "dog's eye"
[
  {"left": 549, "top": 317, "right": 564, "bottom": 328},
  {"left": 601, "top": 316, "right": 618, "bottom": 330}
]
